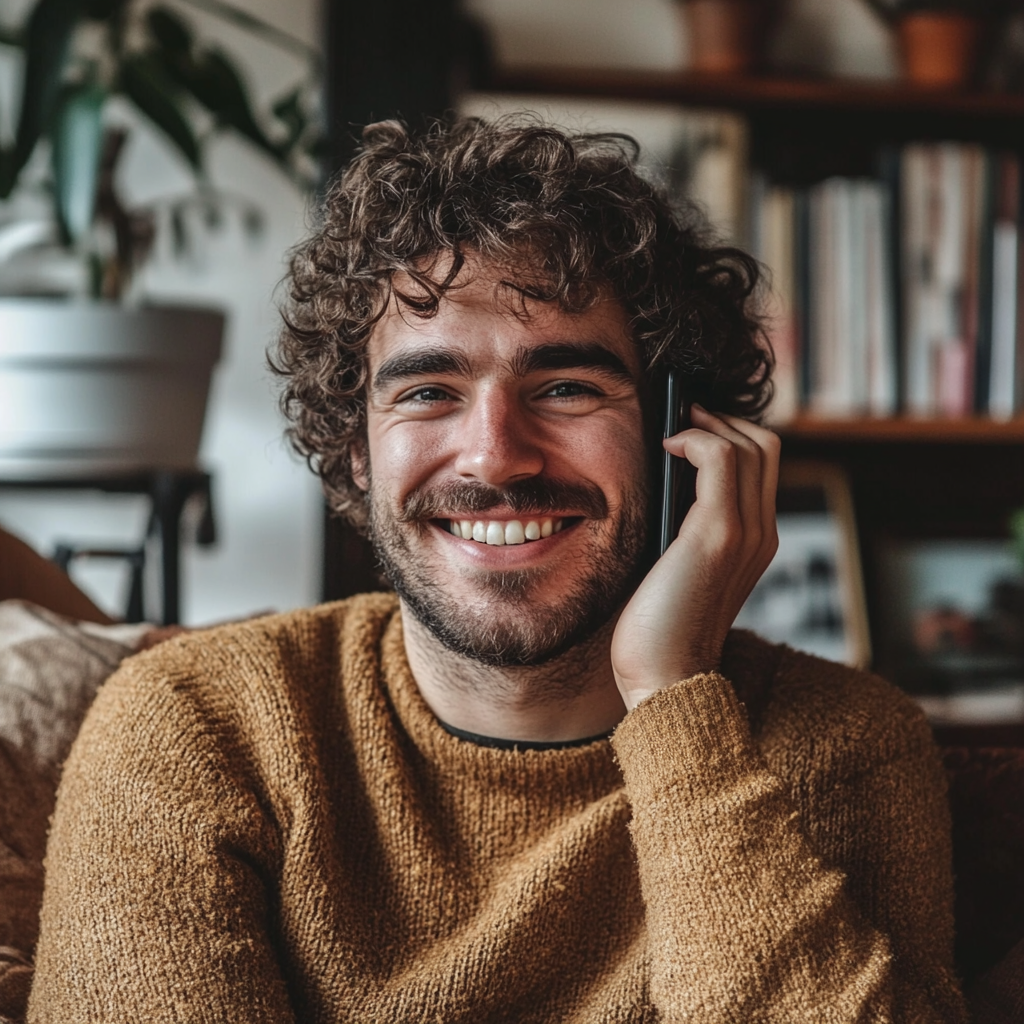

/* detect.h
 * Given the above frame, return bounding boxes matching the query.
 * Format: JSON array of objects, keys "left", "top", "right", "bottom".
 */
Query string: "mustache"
[{"left": 399, "top": 478, "right": 609, "bottom": 522}]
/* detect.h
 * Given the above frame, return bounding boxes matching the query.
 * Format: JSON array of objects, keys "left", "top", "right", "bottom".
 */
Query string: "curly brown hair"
[{"left": 273, "top": 116, "right": 772, "bottom": 529}]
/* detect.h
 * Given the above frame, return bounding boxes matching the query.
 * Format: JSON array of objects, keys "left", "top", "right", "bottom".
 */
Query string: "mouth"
[{"left": 438, "top": 516, "right": 580, "bottom": 546}]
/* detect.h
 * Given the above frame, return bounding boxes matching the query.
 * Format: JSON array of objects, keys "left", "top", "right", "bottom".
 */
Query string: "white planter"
[{"left": 0, "top": 301, "right": 224, "bottom": 478}]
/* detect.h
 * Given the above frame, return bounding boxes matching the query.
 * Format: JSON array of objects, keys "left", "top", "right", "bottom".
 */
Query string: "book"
[
  {"left": 752, "top": 179, "right": 800, "bottom": 424},
  {"left": 989, "top": 153, "right": 1020, "bottom": 419}
]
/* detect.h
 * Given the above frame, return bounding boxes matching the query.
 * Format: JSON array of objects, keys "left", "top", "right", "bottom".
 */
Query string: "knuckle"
[
  {"left": 707, "top": 514, "right": 742, "bottom": 553},
  {"left": 711, "top": 436, "right": 737, "bottom": 462},
  {"left": 764, "top": 430, "right": 782, "bottom": 455}
]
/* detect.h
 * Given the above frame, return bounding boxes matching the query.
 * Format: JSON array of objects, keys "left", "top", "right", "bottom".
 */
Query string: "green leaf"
[
  {"left": 1, "top": 0, "right": 83, "bottom": 199},
  {"left": 82, "top": 0, "right": 130, "bottom": 20},
  {"left": 1011, "top": 508, "right": 1024, "bottom": 569},
  {"left": 270, "top": 87, "right": 305, "bottom": 151},
  {"left": 146, "top": 6, "right": 193, "bottom": 54},
  {"left": 187, "top": 47, "right": 281, "bottom": 161},
  {"left": 120, "top": 54, "right": 202, "bottom": 170},
  {"left": 51, "top": 81, "right": 106, "bottom": 243},
  {"left": 176, "top": 0, "right": 321, "bottom": 66}
]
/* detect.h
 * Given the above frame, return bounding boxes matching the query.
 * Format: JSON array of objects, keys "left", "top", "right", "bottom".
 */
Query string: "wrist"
[{"left": 615, "top": 662, "right": 718, "bottom": 712}]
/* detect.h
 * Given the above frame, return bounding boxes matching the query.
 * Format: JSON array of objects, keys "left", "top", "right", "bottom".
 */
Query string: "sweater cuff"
[{"left": 611, "top": 673, "right": 759, "bottom": 807}]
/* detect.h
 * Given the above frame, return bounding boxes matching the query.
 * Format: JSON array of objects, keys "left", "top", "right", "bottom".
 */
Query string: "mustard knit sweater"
[{"left": 29, "top": 594, "right": 967, "bottom": 1023}]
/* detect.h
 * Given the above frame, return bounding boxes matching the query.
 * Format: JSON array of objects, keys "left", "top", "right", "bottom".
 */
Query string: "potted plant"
[
  {"left": 0, "top": 0, "right": 322, "bottom": 478},
  {"left": 674, "top": 0, "right": 781, "bottom": 76},
  {"left": 860, "top": 0, "right": 1006, "bottom": 88}
]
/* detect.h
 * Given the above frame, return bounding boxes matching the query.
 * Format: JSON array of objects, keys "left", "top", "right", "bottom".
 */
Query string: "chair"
[{"left": 938, "top": 729, "right": 1024, "bottom": 1020}]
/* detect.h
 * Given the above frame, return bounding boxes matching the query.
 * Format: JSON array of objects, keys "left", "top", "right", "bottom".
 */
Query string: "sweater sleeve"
[
  {"left": 610, "top": 671, "right": 968, "bottom": 1024},
  {"left": 27, "top": 656, "right": 297, "bottom": 1024}
]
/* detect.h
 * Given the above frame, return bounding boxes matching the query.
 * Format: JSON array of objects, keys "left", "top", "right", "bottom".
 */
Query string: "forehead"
[{"left": 367, "top": 263, "right": 640, "bottom": 374}]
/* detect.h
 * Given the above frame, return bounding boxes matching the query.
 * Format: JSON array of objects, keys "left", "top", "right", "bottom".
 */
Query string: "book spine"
[
  {"left": 901, "top": 144, "right": 932, "bottom": 416},
  {"left": 878, "top": 146, "right": 903, "bottom": 414},
  {"left": 848, "top": 181, "right": 869, "bottom": 414},
  {"left": 866, "top": 180, "right": 899, "bottom": 416},
  {"left": 974, "top": 149, "right": 998, "bottom": 414},
  {"left": 794, "top": 188, "right": 812, "bottom": 410},
  {"left": 1013, "top": 154, "right": 1024, "bottom": 415}
]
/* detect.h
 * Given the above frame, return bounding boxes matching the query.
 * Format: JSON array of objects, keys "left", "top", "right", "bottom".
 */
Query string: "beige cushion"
[{"left": 0, "top": 601, "right": 146, "bottom": 1020}]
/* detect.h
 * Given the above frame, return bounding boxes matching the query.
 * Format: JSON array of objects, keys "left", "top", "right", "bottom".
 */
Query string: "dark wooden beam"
[{"left": 320, "top": 0, "right": 457, "bottom": 600}]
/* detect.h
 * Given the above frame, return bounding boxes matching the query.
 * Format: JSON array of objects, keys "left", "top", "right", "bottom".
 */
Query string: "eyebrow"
[
  {"left": 370, "top": 340, "right": 635, "bottom": 395},
  {"left": 371, "top": 349, "right": 473, "bottom": 394},
  {"left": 509, "top": 342, "right": 635, "bottom": 385}
]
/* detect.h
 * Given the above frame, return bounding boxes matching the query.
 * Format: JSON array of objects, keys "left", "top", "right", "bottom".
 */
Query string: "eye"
[
  {"left": 541, "top": 380, "right": 602, "bottom": 400},
  {"left": 401, "top": 385, "right": 454, "bottom": 404}
]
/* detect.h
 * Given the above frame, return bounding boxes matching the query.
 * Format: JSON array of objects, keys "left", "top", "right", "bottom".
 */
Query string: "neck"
[{"left": 400, "top": 601, "right": 627, "bottom": 743}]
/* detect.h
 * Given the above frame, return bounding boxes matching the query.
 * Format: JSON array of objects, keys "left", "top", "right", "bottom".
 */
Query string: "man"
[{"left": 29, "top": 119, "right": 967, "bottom": 1022}]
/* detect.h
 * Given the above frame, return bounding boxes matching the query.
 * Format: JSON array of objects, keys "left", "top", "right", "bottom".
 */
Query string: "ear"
[{"left": 350, "top": 438, "right": 370, "bottom": 492}]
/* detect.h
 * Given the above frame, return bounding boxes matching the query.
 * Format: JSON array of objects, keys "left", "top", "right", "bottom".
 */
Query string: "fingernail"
[{"left": 692, "top": 402, "right": 705, "bottom": 413}]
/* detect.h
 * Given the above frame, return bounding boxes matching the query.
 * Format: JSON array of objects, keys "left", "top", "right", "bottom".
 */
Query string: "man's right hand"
[{"left": 610, "top": 404, "right": 780, "bottom": 710}]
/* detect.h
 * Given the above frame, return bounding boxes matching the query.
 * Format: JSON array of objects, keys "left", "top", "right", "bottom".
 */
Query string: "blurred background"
[{"left": 4, "top": 0, "right": 1024, "bottom": 728}]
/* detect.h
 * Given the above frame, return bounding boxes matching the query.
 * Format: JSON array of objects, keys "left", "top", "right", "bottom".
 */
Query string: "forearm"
[
  {"left": 0, "top": 524, "right": 114, "bottom": 625},
  {"left": 612, "top": 673, "right": 966, "bottom": 1023}
]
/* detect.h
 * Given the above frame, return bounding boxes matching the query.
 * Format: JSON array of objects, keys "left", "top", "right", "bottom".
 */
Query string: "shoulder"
[
  {"left": 122, "top": 591, "right": 397, "bottom": 681},
  {"left": 723, "top": 629, "right": 937, "bottom": 779},
  {"left": 79, "top": 592, "right": 401, "bottom": 749}
]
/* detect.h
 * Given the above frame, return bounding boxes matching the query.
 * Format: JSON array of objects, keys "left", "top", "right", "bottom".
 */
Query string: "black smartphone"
[{"left": 658, "top": 369, "right": 696, "bottom": 556}]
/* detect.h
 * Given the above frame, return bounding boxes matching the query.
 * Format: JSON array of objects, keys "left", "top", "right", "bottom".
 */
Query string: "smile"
[{"left": 443, "top": 517, "right": 570, "bottom": 546}]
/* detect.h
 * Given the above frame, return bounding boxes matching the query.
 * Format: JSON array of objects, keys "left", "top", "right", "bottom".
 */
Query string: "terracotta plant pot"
[
  {"left": 682, "top": 0, "right": 764, "bottom": 75},
  {"left": 899, "top": 12, "right": 983, "bottom": 89}
]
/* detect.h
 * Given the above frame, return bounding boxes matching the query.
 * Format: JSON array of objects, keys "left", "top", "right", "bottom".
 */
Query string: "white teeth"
[
  {"left": 449, "top": 517, "right": 565, "bottom": 544},
  {"left": 504, "top": 520, "right": 526, "bottom": 545}
]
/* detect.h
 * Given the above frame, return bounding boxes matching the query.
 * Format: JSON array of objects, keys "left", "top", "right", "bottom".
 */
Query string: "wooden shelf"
[
  {"left": 487, "top": 67, "right": 1024, "bottom": 119},
  {"left": 777, "top": 417, "right": 1024, "bottom": 443}
]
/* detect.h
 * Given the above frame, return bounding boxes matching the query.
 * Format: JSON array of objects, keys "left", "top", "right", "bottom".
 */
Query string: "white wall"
[{"left": 0, "top": 0, "right": 324, "bottom": 624}]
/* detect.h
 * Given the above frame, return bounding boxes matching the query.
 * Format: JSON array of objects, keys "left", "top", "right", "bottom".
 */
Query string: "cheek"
[
  {"left": 545, "top": 415, "right": 647, "bottom": 489},
  {"left": 369, "top": 422, "right": 452, "bottom": 494}
]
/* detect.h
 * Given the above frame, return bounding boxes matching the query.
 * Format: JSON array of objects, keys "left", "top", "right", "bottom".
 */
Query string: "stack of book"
[{"left": 751, "top": 146, "right": 1023, "bottom": 423}]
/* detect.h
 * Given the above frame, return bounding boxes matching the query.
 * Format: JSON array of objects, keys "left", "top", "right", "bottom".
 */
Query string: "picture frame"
[{"left": 735, "top": 460, "right": 871, "bottom": 669}]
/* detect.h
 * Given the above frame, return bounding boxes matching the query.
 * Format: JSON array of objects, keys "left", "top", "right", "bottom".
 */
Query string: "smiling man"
[{"left": 29, "top": 120, "right": 967, "bottom": 1022}]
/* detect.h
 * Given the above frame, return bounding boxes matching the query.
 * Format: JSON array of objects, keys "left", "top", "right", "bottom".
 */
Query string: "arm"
[
  {"left": 0, "top": 524, "right": 114, "bottom": 625},
  {"left": 610, "top": 406, "right": 966, "bottom": 1021},
  {"left": 612, "top": 670, "right": 966, "bottom": 1022},
  {"left": 27, "top": 656, "right": 297, "bottom": 1023}
]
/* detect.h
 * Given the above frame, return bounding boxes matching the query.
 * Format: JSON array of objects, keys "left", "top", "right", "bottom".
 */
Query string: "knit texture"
[{"left": 28, "top": 594, "right": 967, "bottom": 1023}]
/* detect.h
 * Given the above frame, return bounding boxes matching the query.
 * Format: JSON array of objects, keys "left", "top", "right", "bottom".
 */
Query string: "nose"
[{"left": 453, "top": 387, "right": 545, "bottom": 487}]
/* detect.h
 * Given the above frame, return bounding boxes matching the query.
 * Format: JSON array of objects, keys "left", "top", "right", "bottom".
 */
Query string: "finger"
[
  {"left": 714, "top": 413, "right": 781, "bottom": 547},
  {"left": 682, "top": 405, "right": 764, "bottom": 546},
  {"left": 665, "top": 428, "right": 743, "bottom": 553}
]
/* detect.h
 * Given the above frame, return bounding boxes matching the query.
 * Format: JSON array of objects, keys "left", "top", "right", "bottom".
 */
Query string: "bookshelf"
[
  {"left": 486, "top": 65, "right": 1024, "bottom": 429},
  {"left": 779, "top": 416, "right": 1024, "bottom": 443},
  {"left": 491, "top": 68, "right": 1024, "bottom": 120}
]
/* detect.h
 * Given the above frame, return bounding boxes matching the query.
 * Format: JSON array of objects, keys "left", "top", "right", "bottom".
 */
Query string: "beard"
[{"left": 367, "top": 476, "right": 649, "bottom": 668}]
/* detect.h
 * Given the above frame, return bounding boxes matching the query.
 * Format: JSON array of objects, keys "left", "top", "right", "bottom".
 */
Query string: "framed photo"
[
  {"left": 734, "top": 460, "right": 871, "bottom": 669},
  {"left": 875, "top": 535, "right": 1024, "bottom": 724}
]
